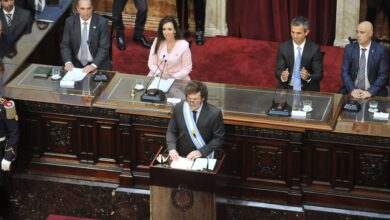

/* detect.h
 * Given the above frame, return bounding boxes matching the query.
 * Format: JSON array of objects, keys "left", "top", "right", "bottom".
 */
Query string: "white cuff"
[{"left": 1, "top": 159, "right": 11, "bottom": 171}]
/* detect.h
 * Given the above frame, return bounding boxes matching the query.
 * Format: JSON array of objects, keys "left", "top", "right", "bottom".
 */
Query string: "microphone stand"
[
  {"left": 267, "top": 88, "right": 292, "bottom": 117},
  {"left": 143, "top": 55, "right": 165, "bottom": 91},
  {"left": 141, "top": 60, "right": 167, "bottom": 103}
]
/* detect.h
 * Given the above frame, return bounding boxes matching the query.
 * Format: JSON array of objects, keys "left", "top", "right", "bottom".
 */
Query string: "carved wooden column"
[
  {"left": 334, "top": 0, "right": 361, "bottom": 47},
  {"left": 205, "top": 0, "right": 228, "bottom": 36}
]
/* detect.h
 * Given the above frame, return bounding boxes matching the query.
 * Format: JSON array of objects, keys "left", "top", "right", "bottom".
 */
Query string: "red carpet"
[{"left": 112, "top": 29, "right": 344, "bottom": 93}]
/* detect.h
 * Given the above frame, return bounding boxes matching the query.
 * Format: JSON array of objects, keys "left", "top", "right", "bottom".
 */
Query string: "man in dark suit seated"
[
  {"left": 275, "top": 16, "right": 323, "bottom": 92},
  {"left": 166, "top": 80, "right": 224, "bottom": 160},
  {"left": 340, "top": 21, "right": 389, "bottom": 98},
  {"left": 0, "top": 0, "right": 32, "bottom": 41},
  {"left": 60, "top": 0, "right": 111, "bottom": 73}
]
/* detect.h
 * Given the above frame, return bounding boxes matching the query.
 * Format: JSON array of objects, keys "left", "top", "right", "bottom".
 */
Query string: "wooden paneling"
[
  {"left": 79, "top": 119, "right": 94, "bottom": 163},
  {"left": 333, "top": 146, "right": 353, "bottom": 189},
  {"left": 356, "top": 151, "right": 390, "bottom": 188},
  {"left": 13, "top": 100, "right": 390, "bottom": 214},
  {"left": 96, "top": 120, "right": 118, "bottom": 164},
  {"left": 133, "top": 126, "right": 166, "bottom": 172},
  {"left": 43, "top": 115, "right": 77, "bottom": 155},
  {"left": 219, "top": 136, "right": 242, "bottom": 179}
]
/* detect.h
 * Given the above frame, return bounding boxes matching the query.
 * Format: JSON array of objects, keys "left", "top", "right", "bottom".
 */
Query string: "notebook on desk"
[{"left": 33, "top": 66, "right": 52, "bottom": 78}]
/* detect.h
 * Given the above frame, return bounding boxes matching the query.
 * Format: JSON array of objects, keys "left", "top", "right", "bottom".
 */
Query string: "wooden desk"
[{"left": 5, "top": 64, "right": 390, "bottom": 214}]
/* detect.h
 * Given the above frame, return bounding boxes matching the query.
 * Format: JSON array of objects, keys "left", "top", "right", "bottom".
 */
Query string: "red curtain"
[{"left": 226, "top": 0, "right": 337, "bottom": 45}]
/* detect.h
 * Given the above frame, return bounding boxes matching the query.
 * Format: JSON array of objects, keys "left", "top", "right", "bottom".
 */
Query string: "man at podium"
[{"left": 166, "top": 80, "right": 224, "bottom": 161}]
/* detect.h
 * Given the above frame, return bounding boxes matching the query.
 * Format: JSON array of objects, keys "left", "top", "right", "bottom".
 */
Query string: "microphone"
[
  {"left": 267, "top": 88, "right": 291, "bottom": 117},
  {"left": 174, "top": 131, "right": 185, "bottom": 144},
  {"left": 155, "top": 60, "right": 167, "bottom": 92},
  {"left": 144, "top": 55, "right": 166, "bottom": 90},
  {"left": 141, "top": 59, "right": 167, "bottom": 103}
]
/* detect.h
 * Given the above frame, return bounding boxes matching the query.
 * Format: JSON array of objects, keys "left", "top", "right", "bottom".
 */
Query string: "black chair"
[{"left": 101, "top": 14, "right": 114, "bottom": 61}]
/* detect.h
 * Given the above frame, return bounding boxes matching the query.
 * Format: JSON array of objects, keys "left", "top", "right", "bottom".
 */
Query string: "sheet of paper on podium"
[
  {"left": 60, "top": 68, "right": 87, "bottom": 88},
  {"left": 147, "top": 77, "right": 175, "bottom": 92},
  {"left": 170, "top": 156, "right": 193, "bottom": 170},
  {"left": 191, "top": 158, "right": 216, "bottom": 171},
  {"left": 170, "top": 156, "right": 216, "bottom": 171}
]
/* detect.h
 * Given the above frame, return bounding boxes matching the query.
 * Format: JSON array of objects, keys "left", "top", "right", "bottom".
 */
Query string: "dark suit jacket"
[
  {"left": 0, "top": 6, "right": 32, "bottom": 41},
  {"left": 15, "top": 0, "right": 35, "bottom": 17},
  {"left": 166, "top": 101, "right": 225, "bottom": 157},
  {"left": 0, "top": 33, "right": 15, "bottom": 59},
  {"left": 275, "top": 39, "right": 323, "bottom": 91},
  {"left": 339, "top": 41, "right": 389, "bottom": 97},
  {"left": 60, "top": 13, "right": 112, "bottom": 70}
]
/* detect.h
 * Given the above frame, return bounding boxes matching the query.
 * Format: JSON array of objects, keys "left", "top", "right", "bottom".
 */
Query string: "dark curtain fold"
[{"left": 227, "top": 0, "right": 337, "bottom": 45}]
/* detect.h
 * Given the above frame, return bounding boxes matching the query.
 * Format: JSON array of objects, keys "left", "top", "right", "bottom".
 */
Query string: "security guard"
[{"left": 0, "top": 97, "right": 20, "bottom": 219}]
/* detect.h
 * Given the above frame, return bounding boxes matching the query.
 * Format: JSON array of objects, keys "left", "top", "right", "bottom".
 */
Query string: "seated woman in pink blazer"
[{"left": 147, "top": 16, "right": 192, "bottom": 80}]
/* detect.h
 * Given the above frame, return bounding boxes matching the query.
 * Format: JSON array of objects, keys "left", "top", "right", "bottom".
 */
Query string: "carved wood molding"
[
  {"left": 357, "top": 152, "right": 389, "bottom": 187},
  {"left": 16, "top": 100, "right": 119, "bottom": 119},
  {"left": 306, "top": 131, "right": 390, "bottom": 146},
  {"left": 131, "top": 115, "right": 170, "bottom": 127},
  {"left": 225, "top": 124, "right": 302, "bottom": 143},
  {"left": 46, "top": 120, "right": 72, "bottom": 149}
]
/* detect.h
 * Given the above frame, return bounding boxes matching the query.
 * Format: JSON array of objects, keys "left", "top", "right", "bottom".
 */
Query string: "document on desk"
[
  {"left": 60, "top": 68, "right": 87, "bottom": 88},
  {"left": 147, "top": 77, "right": 175, "bottom": 92},
  {"left": 170, "top": 157, "right": 217, "bottom": 171},
  {"left": 191, "top": 158, "right": 216, "bottom": 171},
  {"left": 170, "top": 156, "right": 194, "bottom": 170},
  {"left": 62, "top": 68, "right": 87, "bottom": 81}
]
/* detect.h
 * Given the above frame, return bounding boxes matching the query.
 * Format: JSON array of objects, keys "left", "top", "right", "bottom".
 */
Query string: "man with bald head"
[{"left": 340, "top": 21, "right": 389, "bottom": 98}]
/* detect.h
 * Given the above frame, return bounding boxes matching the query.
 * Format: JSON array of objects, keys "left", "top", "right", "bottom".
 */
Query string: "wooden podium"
[{"left": 149, "top": 149, "right": 225, "bottom": 220}]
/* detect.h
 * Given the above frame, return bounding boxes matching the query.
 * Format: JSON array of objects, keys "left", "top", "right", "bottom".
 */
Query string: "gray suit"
[
  {"left": 0, "top": 6, "right": 32, "bottom": 41},
  {"left": 166, "top": 102, "right": 225, "bottom": 157},
  {"left": 60, "top": 13, "right": 112, "bottom": 70}
]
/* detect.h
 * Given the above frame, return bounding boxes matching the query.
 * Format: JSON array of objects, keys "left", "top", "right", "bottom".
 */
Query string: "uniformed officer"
[{"left": 0, "top": 97, "right": 20, "bottom": 219}]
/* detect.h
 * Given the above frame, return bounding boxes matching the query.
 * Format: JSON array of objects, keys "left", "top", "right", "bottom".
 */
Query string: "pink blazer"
[{"left": 147, "top": 39, "right": 192, "bottom": 80}]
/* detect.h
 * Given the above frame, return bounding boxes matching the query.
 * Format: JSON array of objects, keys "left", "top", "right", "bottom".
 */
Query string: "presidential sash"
[{"left": 183, "top": 102, "right": 214, "bottom": 158}]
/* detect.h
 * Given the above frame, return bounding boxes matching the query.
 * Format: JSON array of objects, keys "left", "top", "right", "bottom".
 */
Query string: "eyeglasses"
[{"left": 186, "top": 98, "right": 202, "bottom": 104}]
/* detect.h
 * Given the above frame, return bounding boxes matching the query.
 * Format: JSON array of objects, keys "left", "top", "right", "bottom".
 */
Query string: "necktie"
[
  {"left": 80, "top": 22, "right": 89, "bottom": 66},
  {"left": 5, "top": 14, "right": 12, "bottom": 27},
  {"left": 357, "top": 48, "right": 367, "bottom": 90},
  {"left": 293, "top": 47, "right": 302, "bottom": 91},
  {"left": 192, "top": 111, "right": 197, "bottom": 123}
]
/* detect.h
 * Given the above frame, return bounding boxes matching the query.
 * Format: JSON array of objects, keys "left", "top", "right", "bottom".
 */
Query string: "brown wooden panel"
[
  {"left": 356, "top": 151, "right": 389, "bottom": 188},
  {"left": 312, "top": 146, "right": 332, "bottom": 184},
  {"left": 20, "top": 112, "right": 43, "bottom": 158},
  {"left": 301, "top": 144, "right": 312, "bottom": 185},
  {"left": 79, "top": 119, "right": 94, "bottom": 163},
  {"left": 247, "top": 139, "right": 288, "bottom": 185},
  {"left": 96, "top": 120, "right": 118, "bottom": 164},
  {"left": 333, "top": 147, "right": 353, "bottom": 189},
  {"left": 133, "top": 126, "right": 166, "bottom": 172},
  {"left": 42, "top": 115, "right": 77, "bottom": 155},
  {"left": 219, "top": 136, "right": 242, "bottom": 178},
  {"left": 117, "top": 124, "right": 132, "bottom": 167},
  {"left": 150, "top": 185, "right": 215, "bottom": 220}
]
